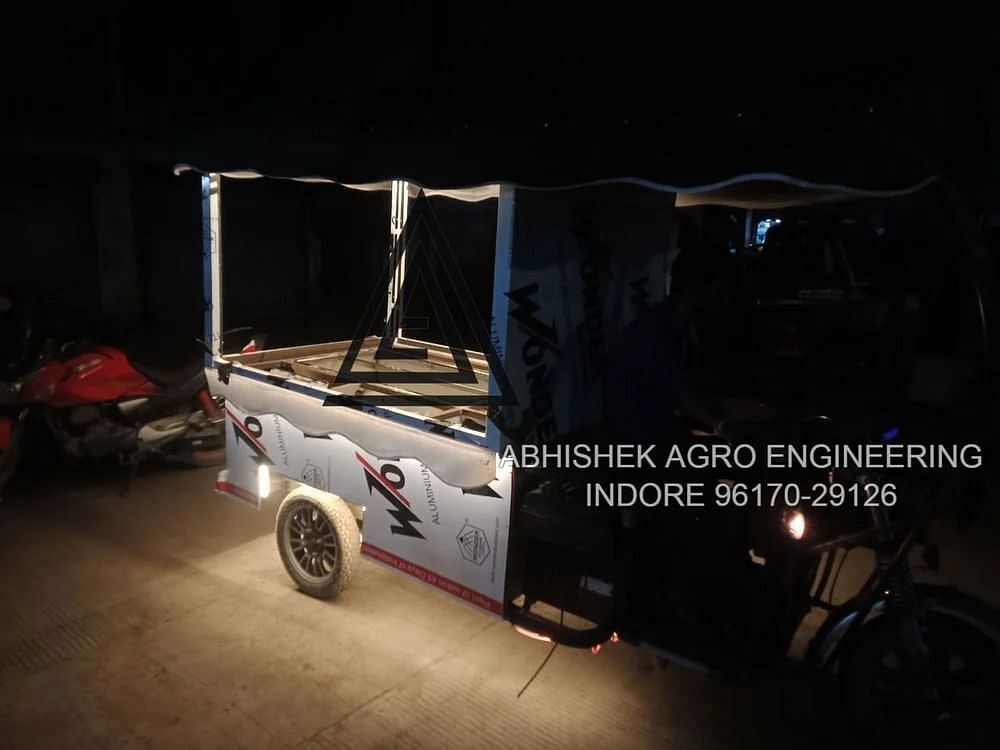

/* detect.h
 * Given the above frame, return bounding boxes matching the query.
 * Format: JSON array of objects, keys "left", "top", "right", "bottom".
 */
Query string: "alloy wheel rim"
[{"left": 285, "top": 504, "right": 338, "bottom": 582}]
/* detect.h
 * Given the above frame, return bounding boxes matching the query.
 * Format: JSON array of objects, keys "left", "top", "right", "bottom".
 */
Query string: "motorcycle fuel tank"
[{"left": 20, "top": 347, "right": 159, "bottom": 408}]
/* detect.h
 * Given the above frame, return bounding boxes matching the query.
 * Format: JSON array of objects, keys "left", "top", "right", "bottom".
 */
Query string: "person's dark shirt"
[{"left": 603, "top": 297, "right": 696, "bottom": 445}]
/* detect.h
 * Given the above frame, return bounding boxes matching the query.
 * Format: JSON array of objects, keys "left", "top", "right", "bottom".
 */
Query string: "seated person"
[
  {"left": 602, "top": 240, "right": 750, "bottom": 654},
  {"left": 603, "top": 239, "right": 735, "bottom": 444}
]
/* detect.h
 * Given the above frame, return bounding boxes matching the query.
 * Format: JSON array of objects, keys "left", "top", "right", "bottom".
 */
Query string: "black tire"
[
  {"left": 841, "top": 591, "right": 1000, "bottom": 748},
  {"left": 276, "top": 491, "right": 360, "bottom": 599}
]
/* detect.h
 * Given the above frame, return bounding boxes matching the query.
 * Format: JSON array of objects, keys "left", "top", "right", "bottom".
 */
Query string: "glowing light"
[
  {"left": 513, "top": 625, "right": 552, "bottom": 643},
  {"left": 257, "top": 464, "right": 271, "bottom": 499},
  {"left": 591, "top": 644, "right": 602, "bottom": 655},
  {"left": 785, "top": 511, "right": 806, "bottom": 540},
  {"left": 881, "top": 426, "right": 900, "bottom": 442},
  {"left": 610, "top": 632, "right": 620, "bottom": 644}
]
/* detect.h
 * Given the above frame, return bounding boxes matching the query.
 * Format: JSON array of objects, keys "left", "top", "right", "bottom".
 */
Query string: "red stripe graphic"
[
  {"left": 361, "top": 542, "right": 503, "bottom": 615},
  {"left": 216, "top": 480, "right": 258, "bottom": 505},
  {"left": 354, "top": 451, "right": 411, "bottom": 508}
]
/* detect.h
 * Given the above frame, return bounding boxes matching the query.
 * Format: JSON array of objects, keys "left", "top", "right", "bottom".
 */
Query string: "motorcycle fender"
[
  {"left": 807, "top": 598, "right": 888, "bottom": 670},
  {"left": 805, "top": 583, "right": 1000, "bottom": 670}
]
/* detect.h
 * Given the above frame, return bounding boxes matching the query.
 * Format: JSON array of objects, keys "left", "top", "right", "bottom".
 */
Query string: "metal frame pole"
[
  {"left": 387, "top": 180, "right": 409, "bottom": 338},
  {"left": 202, "top": 173, "right": 223, "bottom": 363}
]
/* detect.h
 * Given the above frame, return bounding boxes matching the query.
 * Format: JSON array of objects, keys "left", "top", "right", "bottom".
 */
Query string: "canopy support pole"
[
  {"left": 486, "top": 185, "right": 516, "bottom": 451},
  {"left": 387, "top": 180, "right": 409, "bottom": 338},
  {"left": 202, "top": 173, "right": 223, "bottom": 363}
]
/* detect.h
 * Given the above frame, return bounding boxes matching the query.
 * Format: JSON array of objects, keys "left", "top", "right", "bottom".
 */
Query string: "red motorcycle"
[{"left": 0, "top": 336, "right": 235, "bottom": 496}]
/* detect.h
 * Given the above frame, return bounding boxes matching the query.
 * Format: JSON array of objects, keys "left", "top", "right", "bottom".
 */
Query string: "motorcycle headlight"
[{"left": 784, "top": 509, "right": 807, "bottom": 540}]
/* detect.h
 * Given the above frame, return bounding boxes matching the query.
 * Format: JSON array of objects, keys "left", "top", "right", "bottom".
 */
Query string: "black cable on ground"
[{"left": 517, "top": 608, "right": 564, "bottom": 699}]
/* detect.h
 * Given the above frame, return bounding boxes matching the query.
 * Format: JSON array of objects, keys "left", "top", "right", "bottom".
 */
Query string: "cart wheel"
[{"left": 276, "top": 489, "right": 360, "bottom": 599}]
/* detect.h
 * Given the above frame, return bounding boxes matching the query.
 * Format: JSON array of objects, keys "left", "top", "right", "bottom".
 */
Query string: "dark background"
[
  {"left": 0, "top": 13, "right": 998, "bottom": 749},
  {"left": 0, "top": 9, "right": 997, "bottom": 361}
]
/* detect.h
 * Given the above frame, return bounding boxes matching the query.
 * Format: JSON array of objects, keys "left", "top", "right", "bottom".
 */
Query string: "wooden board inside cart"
[{"left": 229, "top": 336, "right": 491, "bottom": 432}]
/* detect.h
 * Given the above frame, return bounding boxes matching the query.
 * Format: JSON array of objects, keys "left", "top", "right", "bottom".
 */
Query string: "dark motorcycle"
[
  {"left": 508, "top": 417, "right": 1000, "bottom": 747},
  {"left": 0, "top": 327, "right": 260, "bottom": 495}
]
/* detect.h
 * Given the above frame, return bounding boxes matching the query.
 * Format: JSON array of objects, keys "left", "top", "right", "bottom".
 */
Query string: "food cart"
[
  {"left": 185, "top": 168, "right": 940, "bottom": 622},
  {"left": 180, "top": 164, "right": 1000, "bottom": 743},
  {"left": 189, "top": 171, "right": 683, "bottom": 614}
]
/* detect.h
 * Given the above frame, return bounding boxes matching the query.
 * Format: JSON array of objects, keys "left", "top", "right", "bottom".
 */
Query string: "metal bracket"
[{"left": 217, "top": 362, "right": 232, "bottom": 385}]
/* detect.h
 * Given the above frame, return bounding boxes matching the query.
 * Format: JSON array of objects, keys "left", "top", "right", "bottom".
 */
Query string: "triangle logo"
[{"left": 331, "top": 190, "right": 517, "bottom": 409}]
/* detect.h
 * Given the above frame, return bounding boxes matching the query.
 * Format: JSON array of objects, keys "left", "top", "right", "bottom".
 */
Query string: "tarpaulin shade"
[{"left": 174, "top": 165, "right": 936, "bottom": 209}]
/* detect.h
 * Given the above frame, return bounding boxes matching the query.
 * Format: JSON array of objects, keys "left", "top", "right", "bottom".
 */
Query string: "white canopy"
[{"left": 174, "top": 165, "right": 937, "bottom": 210}]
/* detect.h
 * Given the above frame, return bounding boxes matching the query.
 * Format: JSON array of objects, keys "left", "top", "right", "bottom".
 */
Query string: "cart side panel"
[
  {"left": 215, "top": 390, "right": 262, "bottom": 508},
  {"left": 223, "top": 399, "right": 510, "bottom": 615}
]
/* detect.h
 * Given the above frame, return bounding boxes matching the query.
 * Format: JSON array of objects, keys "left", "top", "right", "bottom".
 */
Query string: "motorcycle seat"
[{"left": 130, "top": 358, "right": 205, "bottom": 389}]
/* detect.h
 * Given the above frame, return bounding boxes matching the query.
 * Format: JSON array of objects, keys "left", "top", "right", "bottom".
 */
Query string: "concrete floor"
[{"left": 0, "top": 463, "right": 997, "bottom": 749}]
